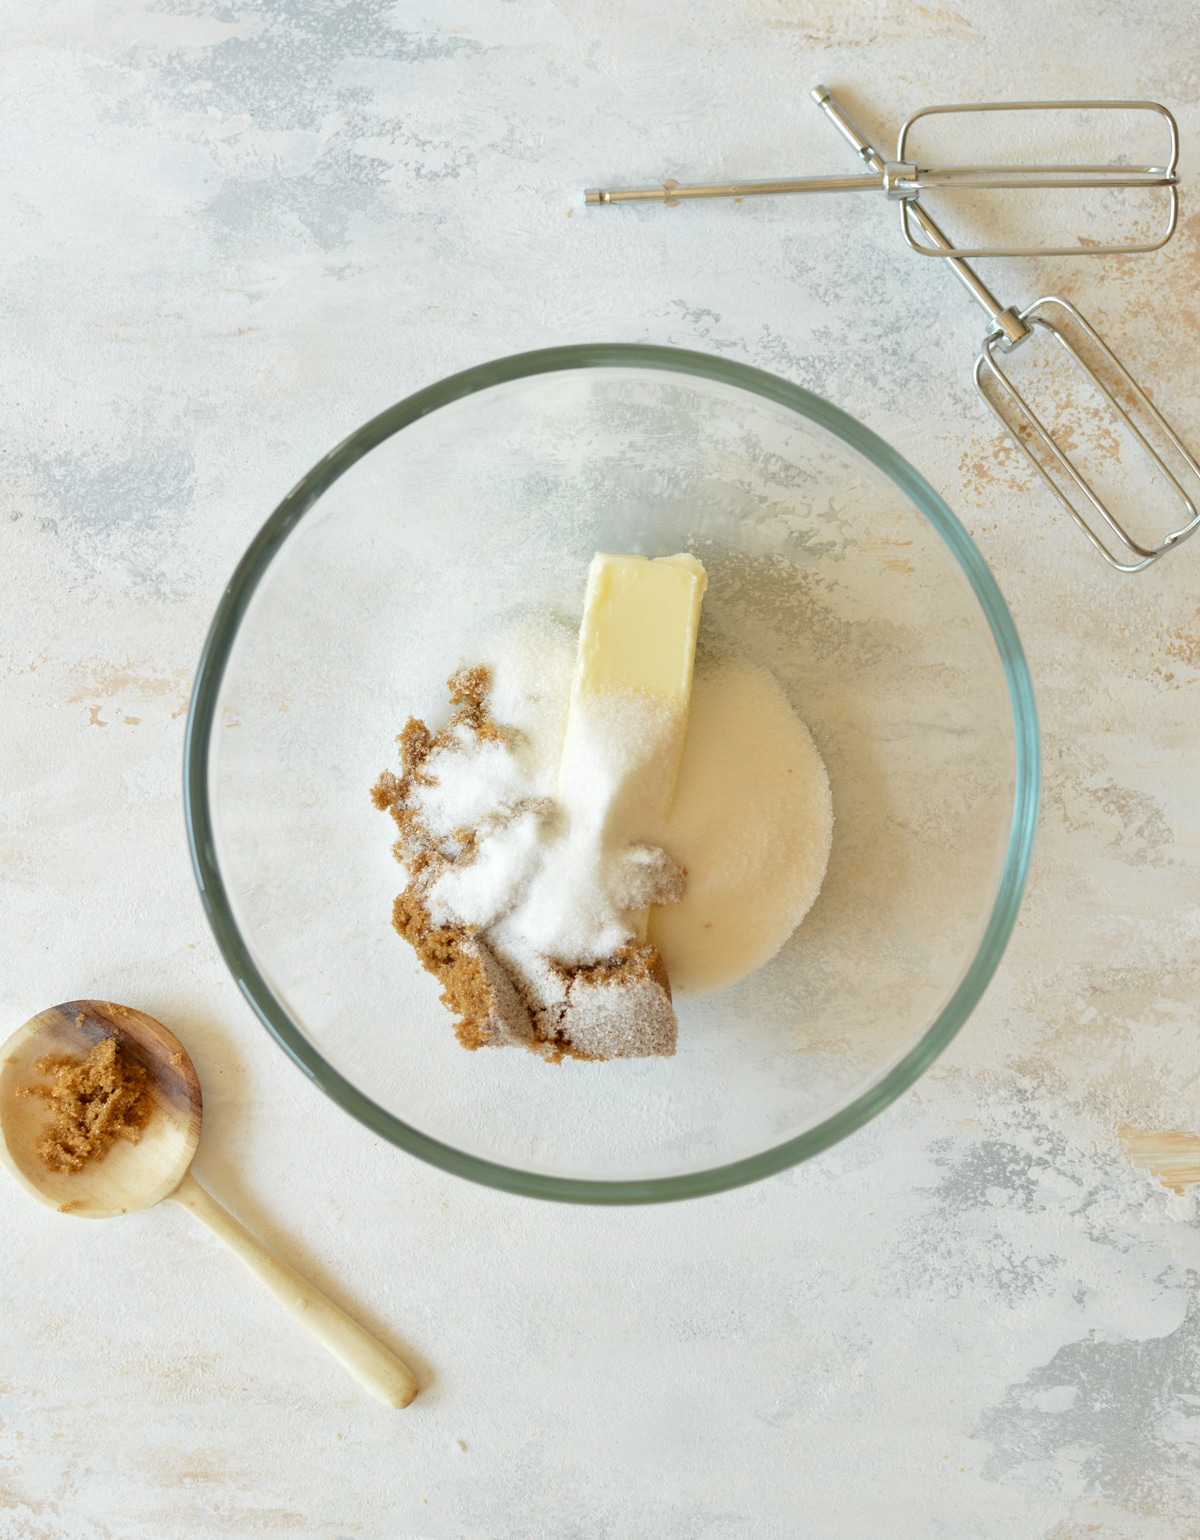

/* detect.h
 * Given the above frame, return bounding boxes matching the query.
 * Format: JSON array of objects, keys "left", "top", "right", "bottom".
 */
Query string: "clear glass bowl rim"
[{"left": 183, "top": 343, "right": 1040, "bottom": 1205}]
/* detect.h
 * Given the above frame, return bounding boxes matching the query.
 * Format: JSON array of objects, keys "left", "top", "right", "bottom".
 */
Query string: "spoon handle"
[{"left": 172, "top": 1171, "right": 418, "bottom": 1408}]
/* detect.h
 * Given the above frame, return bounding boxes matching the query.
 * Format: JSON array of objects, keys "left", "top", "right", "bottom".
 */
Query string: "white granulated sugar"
[
  {"left": 505, "top": 688, "right": 680, "bottom": 962},
  {"left": 419, "top": 619, "right": 686, "bottom": 969},
  {"left": 414, "top": 732, "right": 533, "bottom": 832},
  {"left": 484, "top": 617, "right": 575, "bottom": 782},
  {"left": 415, "top": 616, "right": 832, "bottom": 999},
  {"left": 648, "top": 660, "right": 833, "bottom": 995},
  {"left": 427, "top": 803, "right": 550, "bottom": 929}
]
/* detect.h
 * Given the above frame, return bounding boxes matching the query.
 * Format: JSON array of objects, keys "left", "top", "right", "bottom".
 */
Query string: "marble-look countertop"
[{"left": 3, "top": 4, "right": 1200, "bottom": 1536}]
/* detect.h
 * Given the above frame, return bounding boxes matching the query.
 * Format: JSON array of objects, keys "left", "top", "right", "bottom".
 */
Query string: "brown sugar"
[
  {"left": 20, "top": 1035, "right": 153, "bottom": 1173},
  {"left": 373, "top": 669, "right": 543, "bottom": 1053},
  {"left": 372, "top": 665, "right": 679, "bottom": 1060},
  {"left": 390, "top": 885, "right": 538, "bottom": 1053}
]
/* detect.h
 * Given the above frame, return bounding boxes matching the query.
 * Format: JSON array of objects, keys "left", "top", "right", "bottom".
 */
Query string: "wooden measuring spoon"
[{"left": 0, "top": 1000, "right": 418, "bottom": 1409}]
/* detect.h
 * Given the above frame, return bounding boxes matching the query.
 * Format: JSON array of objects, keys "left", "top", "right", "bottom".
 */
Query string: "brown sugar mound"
[
  {"left": 20, "top": 1035, "right": 153, "bottom": 1173},
  {"left": 390, "top": 884, "right": 538, "bottom": 1053},
  {"left": 537, "top": 945, "right": 676, "bottom": 1061},
  {"left": 372, "top": 665, "right": 678, "bottom": 1061},
  {"left": 373, "top": 667, "right": 545, "bottom": 1054}
]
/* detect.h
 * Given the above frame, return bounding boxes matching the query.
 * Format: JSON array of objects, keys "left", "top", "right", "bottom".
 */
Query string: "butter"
[
  {"left": 558, "top": 552, "right": 708, "bottom": 943},
  {"left": 569, "top": 552, "right": 708, "bottom": 711}
]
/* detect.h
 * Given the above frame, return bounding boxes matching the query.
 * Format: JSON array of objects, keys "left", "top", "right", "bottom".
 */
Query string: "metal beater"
[{"left": 585, "top": 87, "right": 1200, "bottom": 573}]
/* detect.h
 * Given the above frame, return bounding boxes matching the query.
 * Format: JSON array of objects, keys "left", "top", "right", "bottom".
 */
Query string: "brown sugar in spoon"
[{"left": 0, "top": 1000, "right": 417, "bottom": 1409}]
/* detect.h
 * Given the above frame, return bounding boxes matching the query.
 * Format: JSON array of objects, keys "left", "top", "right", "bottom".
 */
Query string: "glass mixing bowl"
[{"left": 185, "top": 345, "right": 1038, "bottom": 1203}]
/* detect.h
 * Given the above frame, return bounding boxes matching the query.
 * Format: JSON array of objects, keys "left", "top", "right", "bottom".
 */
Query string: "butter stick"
[
  {"left": 570, "top": 552, "right": 708, "bottom": 712},
  {"left": 559, "top": 552, "right": 708, "bottom": 940}
]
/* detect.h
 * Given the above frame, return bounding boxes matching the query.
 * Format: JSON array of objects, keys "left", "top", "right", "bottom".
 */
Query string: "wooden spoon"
[{"left": 0, "top": 1000, "right": 417, "bottom": 1409}]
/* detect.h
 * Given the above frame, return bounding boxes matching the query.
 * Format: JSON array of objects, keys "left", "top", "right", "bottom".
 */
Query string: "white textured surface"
[{"left": 2, "top": 3, "right": 1200, "bottom": 1536}]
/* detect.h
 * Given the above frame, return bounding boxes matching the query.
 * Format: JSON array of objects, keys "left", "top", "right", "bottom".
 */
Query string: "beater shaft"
[{"left": 586, "top": 88, "right": 1178, "bottom": 258}]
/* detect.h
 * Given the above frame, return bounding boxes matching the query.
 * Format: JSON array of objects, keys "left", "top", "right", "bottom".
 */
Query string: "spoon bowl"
[{"left": 0, "top": 1000, "right": 201, "bottom": 1217}]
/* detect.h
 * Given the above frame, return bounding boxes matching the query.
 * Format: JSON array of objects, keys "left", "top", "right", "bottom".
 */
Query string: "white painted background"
[{"left": 2, "top": 3, "right": 1200, "bottom": 1535}]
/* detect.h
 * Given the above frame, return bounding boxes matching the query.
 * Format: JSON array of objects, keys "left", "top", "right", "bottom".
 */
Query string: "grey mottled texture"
[{"left": 2, "top": 1, "right": 1200, "bottom": 1537}]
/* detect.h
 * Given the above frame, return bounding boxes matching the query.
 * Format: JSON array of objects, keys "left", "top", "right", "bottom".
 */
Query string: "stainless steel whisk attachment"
[{"left": 585, "top": 87, "right": 1200, "bottom": 572}]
